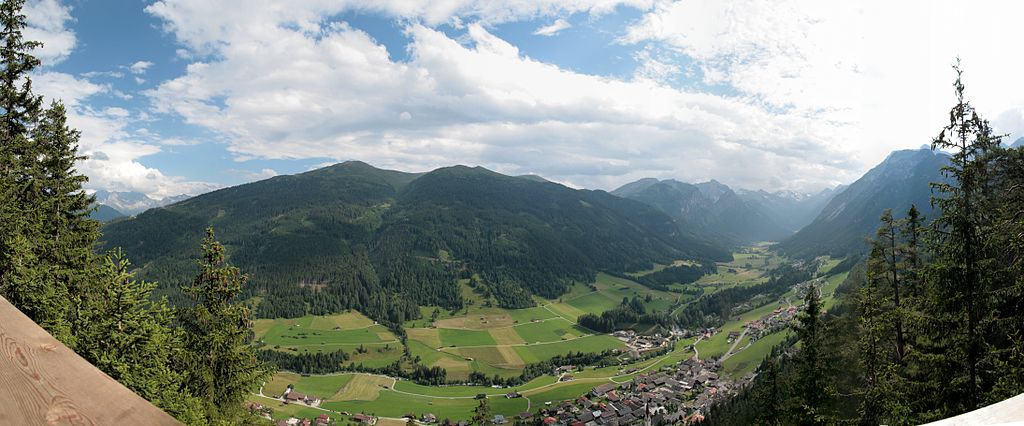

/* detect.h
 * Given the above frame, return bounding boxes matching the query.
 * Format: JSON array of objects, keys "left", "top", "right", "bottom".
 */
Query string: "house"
[
  {"left": 543, "top": 416, "right": 558, "bottom": 425},
  {"left": 422, "top": 413, "right": 437, "bottom": 423},
  {"left": 505, "top": 391, "right": 522, "bottom": 399},
  {"left": 315, "top": 414, "right": 330, "bottom": 426},
  {"left": 560, "top": 374, "right": 574, "bottom": 382},
  {"left": 591, "top": 383, "right": 617, "bottom": 397},
  {"left": 352, "top": 413, "right": 376, "bottom": 425},
  {"left": 285, "top": 391, "right": 307, "bottom": 403},
  {"left": 300, "top": 419, "right": 312, "bottom": 426},
  {"left": 275, "top": 421, "right": 289, "bottom": 426},
  {"left": 493, "top": 414, "right": 507, "bottom": 424}
]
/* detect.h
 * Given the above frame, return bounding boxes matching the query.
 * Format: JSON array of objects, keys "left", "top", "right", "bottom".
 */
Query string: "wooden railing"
[
  {"left": 925, "top": 393, "right": 1024, "bottom": 425},
  {"left": 0, "top": 295, "right": 180, "bottom": 425}
]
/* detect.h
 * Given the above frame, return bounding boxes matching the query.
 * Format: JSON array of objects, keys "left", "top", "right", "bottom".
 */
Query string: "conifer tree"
[
  {"left": 470, "top": 397, "right": 492, "bottom": 425},
  {"left": 928, "top": 60, "right": 1003, "bottom": 411},
  {"left": 0, "top": 0, "right": 74, "bottom": 343},
  {"left": 790, "top": 282, "right": 827, "bottom": 424},
  {"left": 78, "top": 250, "right": 206, "bottom": 424},
  {"left": 31, "top": 101, "right": 100, "bottom": 345},
  {"left": 178, "top": 227, "right": 270, "bottom": 423}
]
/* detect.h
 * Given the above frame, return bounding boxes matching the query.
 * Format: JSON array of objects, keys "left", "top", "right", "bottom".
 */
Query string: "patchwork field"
[
  {"left": 255, "top": 311, "right": 399, "bottom": 356},
  {"left": 254, "top": 337, "right": 695, "bottom": 422},
  {"left": 253, "top": 270, "right": 714, "bottom": 422}
]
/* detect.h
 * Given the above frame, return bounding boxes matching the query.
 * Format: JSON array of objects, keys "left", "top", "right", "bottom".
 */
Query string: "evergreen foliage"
[
  {"left": 706, "top": 64, "right": 1024, "bottom": 425},
  {"left": 100, "top": 162, "right": 732, "bottom": 324},
  {"left": 77, "top": 250, "right": 206, "bottom": 424},
  {"left": 177, "top": 227, "right": 272, "bottom": 423}
]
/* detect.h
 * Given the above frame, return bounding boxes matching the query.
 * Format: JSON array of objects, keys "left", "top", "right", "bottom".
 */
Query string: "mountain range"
[
  {"left": 775, "top": 148, "right": 950, "bottom": 259},
  {"left": 92, "top": 190, "right": 191, "bottom": 216},
  {"left": 100, "top": 161, "right": 730, "bottom": 321},
  {"left": 611, "top": 178, "right": 838, "bottom": 246},
  {"left": 89, "top": 204, "right": 125, "bottom": 222}
]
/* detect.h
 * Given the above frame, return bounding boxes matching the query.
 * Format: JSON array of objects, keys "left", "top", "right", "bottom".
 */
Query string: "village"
[{"left": 525, "top": 356, "right": 735, "bottom": 425}]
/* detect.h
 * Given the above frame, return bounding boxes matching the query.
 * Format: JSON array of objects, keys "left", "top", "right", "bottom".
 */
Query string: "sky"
[{"left": 24, "top": 0, "right": 1024, "bottom": 199}]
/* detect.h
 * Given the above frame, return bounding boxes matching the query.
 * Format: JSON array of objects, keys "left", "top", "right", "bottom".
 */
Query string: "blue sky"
[{"left": 25, "top": 0, "right": 1024, "bottom": 198}]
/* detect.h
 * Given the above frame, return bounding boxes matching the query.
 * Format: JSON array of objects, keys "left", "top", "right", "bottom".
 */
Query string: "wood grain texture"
[{"left": 0, "top": 296, "right": 181, "bottom": 425}]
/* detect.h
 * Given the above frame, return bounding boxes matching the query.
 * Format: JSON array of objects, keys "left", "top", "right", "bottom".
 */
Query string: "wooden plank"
[
  {"left": 0, "top": 296, "right": 180, "bottom": 425},
  {"left": 924, "top": 393, "right": 1024, "bottom": 425}
]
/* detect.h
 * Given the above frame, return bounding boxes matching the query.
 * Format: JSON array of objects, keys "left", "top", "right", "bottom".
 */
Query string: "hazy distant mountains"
[
  {"left": 92, "top": 190, "right": 191, "bottom": 216},
  {"left": 776, "top": 148, "right": 950, "bottom": 259},
  {"left": 89, "top": 204, "right": 125, "bottom": 222},
  {"left": 612, "top": 178, "right": 838, "bottom": 246},
  {"left": 100, "top": 161, "right": 730, "bottom": 317}
]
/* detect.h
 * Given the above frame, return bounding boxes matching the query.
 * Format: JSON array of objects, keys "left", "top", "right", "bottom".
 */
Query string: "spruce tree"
[
  {"left": 178, "top": 227, "right": 270, "bottom": 423},
  {"left": 928, "top": 61, "right": 1002, "bottom": 411},
  {"left": 470, "top": 397, "right": 492, "bottom": 425},
  {"left": 31, "top": 101, "right": 100, "bottom": 346},
  {"left": 790, "top": 282, "right": 827, "bottom": 424},
  {"left": 0, "top": 0, "right": 74, "bottom": 343},
  {"left": 78, "top": 249, "right": 206, "bottom": 424}
]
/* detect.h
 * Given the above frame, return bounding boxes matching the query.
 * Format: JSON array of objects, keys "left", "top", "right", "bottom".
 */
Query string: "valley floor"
[{"left": 249, "top": 246, "right": 849, "bottom": 423}]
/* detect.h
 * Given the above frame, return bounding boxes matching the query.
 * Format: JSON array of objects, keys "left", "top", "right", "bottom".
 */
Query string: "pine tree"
[
  {"left": 178, "top": 227, "right": 271, "bottom": 423},
  {"left": 0, "top": 0, "right": 74, "bottom": 343},
  {"left": 928, "top": 60, "right": 1003, "bottom": 411},
  {"left": 857, "top": 258, "right": 884, "bottom": 424},
  {"left": 470, "top": 397, "right": 492, "bottom": 425},
  {"left": 790, "top": 282, "right": 827, "bottom": 424},
  {"left": 78, "top": 250, "right": 206, "bottom": 424},
  {"left": 31, "top": 101, "right": 100, "bottom": 347}
]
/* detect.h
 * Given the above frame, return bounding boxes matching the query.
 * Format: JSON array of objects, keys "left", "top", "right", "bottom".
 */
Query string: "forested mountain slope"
[
  {"left": 776, "top": 148, "right": 949, "bottom": 259},
  {"left": 100, "top": 161, "right": 730, "bottom": 323}
]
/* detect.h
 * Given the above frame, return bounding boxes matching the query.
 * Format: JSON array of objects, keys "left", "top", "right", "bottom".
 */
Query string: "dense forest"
[
  {"left": 100, "top": 160, "right": 731, "bottom": 327},
  {"left": 706, "top": 66, "right": 1024, "bottom": 424},
  {"left": 0, "top": 2, "right": 269, "bottom": 422},
  {"left": 674, "top": 264, "right": 811, "bottom": 329},
  {"left": 577, "top": 295, "right": 671, "bottom": 332}
]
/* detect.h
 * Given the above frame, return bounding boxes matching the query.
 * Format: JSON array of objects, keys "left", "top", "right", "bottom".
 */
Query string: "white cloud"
[
  {"left": 146, "top": 1, "right": 860, "bottom": 192},
  {"left": 533, "top": 19, "right": 571, "bottom": 36},
  {"left": 33, "top": 71, "right": 214, "bottom": 198},
  {"left": 23, "top": 0, "right": 75, "bottom": 64},
  {"left": 129, "top": 60, "right": 154, "bottom": 74},
  {"left": 622, "top": 0, "right": 1024, "bottom": 167}
]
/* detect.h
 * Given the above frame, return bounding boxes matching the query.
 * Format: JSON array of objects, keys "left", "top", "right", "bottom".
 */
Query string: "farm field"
[
  {"left": 722, "top": 331, "right": 791, "bottom": 378},
  {"left": 251, "top": 266, "right": 723, "bottom": 422},
  {"left": 255, "top": 337, "right": 696, "bottom": 422},
  {"left": 255, "top": 311, "right": 398, "bottom": 354}
]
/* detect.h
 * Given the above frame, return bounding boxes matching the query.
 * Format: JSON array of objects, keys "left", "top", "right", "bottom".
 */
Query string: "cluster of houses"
[
  {"left": 411, "top": 412, "right": 509, "bottom": 425},
  {"left": 272, "top": 413, "right": 334, "bottom": 426},
  {"left": 747, "top": 306, "right": 798, "bottom": 339},
  {"left": 531, "top": 358, "right": 736, "bottom": 425},
  {"left": 283, "top": 387, "right": 322, "bottom": 407},
  {"left": 611, "top": 331, "right": 671, "bottom": 356}
]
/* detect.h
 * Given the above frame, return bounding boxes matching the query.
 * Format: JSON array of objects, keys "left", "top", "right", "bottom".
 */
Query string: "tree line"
[
  {"left": 706, "top": 63, "right": 1024, "bottom": 425},
  {"left": 674, "top": 264, "right": 811, "bottom": 329},
  {"left": 0, "top": 1, "right": 268, "bottom": 423},
  {"left": 577, "top": 296, "right": 670, "bottom": 333}
]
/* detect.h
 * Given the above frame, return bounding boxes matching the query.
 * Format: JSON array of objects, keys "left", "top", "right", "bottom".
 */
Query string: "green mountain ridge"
[{"left": 100, "top": 161, "right": 730, "bottom": 324}]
